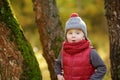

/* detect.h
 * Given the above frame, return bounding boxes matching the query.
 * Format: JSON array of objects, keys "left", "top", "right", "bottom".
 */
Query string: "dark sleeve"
[
  {"left": 90, "top": 49, "right": 107, "bottom": 80},
  {"left": 54, "top": 54, "right": 62, "bottom": 75}
]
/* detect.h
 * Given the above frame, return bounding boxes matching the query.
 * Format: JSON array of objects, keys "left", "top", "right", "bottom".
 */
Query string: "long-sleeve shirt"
[{"left": 55, "top": 49, "right": 107, "bottom": 80}]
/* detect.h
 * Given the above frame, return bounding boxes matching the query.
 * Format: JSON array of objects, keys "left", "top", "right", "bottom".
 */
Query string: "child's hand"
[{"left": 57, "top": 74, "right": 64, "bottom": 80}]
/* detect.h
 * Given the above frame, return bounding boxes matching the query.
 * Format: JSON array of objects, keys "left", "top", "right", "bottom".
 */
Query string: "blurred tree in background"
[
  {"left": 0, "top": 0, "right": 42, "bottom": 80},
  {"left": 10, "top": 0, "right": 110, "bottom": 80},
  {"left": 105, "top": 0, "right": 120, "bottom": 79},
  {"left": 32, "top": 0, "right": 64, "bottom": 80}
]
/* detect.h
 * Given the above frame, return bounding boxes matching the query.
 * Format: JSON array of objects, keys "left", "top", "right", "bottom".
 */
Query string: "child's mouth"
[{"left": 72, "top": 40, "right": 76, "bottom": 42}]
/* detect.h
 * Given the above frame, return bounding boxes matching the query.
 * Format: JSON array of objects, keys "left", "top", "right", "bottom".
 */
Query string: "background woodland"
[{"left": 0, "top": 0, "right": 114, "bottom": 80}]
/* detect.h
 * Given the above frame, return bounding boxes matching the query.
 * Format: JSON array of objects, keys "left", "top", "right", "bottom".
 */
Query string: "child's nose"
[{"left": 72, "top": 34, "right": 75, "bottom": 37}]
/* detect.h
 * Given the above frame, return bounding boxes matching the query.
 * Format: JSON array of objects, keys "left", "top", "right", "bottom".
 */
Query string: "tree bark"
[
  {"left": 0, "top": 0, "right": 42, "bottom": 80},
  {"left": 104, "top": 0, "right": 120, "bottom": 79},
  {"left": 32, "top": 0, "right": 64, "bottom": 80}
]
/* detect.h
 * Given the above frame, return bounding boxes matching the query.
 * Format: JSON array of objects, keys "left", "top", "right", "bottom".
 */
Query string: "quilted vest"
[{"left": 62, "top": 48, "right": 95, "bottom": 80}]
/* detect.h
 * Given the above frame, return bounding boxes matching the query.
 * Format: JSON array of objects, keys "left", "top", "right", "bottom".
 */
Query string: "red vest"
[{"left": 62, "top": 48, "right": 95, "bottom": 80}]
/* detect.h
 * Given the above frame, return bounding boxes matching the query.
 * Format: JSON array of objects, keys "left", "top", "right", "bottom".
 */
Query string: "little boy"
[{"left": 55, "top": 13, "right": 106, "bottom": 80}]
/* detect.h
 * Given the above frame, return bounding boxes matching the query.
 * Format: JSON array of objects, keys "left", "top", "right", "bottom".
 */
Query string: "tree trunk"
[
  {"left": 0, "top": 0, "right": 42, "bottom": 80},
  {"left": 104, "top": 0, "right": 120, "bottom": 79},
  {"left": 32, "top": 0, "right": 64, "bottom": 80}
]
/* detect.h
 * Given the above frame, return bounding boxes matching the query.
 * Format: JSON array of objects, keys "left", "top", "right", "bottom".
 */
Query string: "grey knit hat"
[{"left": 65, "top": 13, "right": 87, "bottom": 38}]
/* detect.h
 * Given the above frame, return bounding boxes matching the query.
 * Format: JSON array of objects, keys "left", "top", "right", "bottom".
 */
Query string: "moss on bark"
[{"left": 0, "top": 0, "right": 42, "bottom": 80}]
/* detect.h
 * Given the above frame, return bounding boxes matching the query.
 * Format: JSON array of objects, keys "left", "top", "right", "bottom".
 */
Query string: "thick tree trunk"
[
  {"left": 0, "top": 0, "right": 42, "bottom": 80},
  {"left": 0, "top": 22, "right": 23, "bottom": 80},
  {"left": 104, "top": 0, "right": 120, "bottom": 79},
  {"left": 33, "top": 0, "right": 64, "bottom": 80}
]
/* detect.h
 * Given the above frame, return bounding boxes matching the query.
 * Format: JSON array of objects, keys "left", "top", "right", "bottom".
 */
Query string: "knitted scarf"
[{"left": 63, "top": 40, "right": 90, "bottom": 55}]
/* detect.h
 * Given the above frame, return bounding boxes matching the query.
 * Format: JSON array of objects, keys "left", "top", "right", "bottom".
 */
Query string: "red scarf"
[{"left": 63, "top": 40, "right": 90, "bottom": 55}]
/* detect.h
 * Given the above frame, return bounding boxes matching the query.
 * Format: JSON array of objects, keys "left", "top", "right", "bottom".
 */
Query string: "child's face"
[{"left": 66, "top": 29, "right": 85, "bottom": 43}]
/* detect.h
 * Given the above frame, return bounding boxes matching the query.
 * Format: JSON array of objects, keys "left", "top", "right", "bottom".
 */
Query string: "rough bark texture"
[
  {"left": 32, "top": 0, "right": 64, "bottom": 80},
  {"left": 104, "top": 0, "right": 120, "bottom": 79},
  {"left": 0, "top": 0, "right": 42, "bottom": 80},
  {"left": 0, "top": 22, "right": 23, "bottom": 80}
]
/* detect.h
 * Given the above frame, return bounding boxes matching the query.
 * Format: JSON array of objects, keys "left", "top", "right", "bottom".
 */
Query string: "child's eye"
[
  {"left": 68, "top": 32, "right": 72, "bottom": 34},
  {"left": 76, "top": 32, "right": 80, "bottom": 34}
]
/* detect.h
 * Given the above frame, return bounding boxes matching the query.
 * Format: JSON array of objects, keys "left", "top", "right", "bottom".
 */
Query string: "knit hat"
[{"left": 65, "top": 13, "right": 87, "bottom": 38}]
